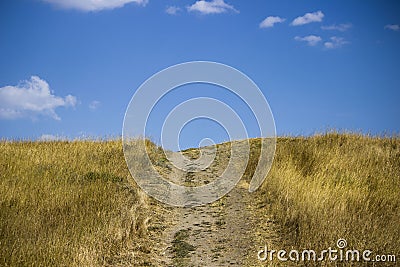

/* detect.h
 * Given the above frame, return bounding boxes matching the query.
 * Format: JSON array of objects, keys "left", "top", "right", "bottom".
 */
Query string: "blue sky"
[{"left": 0, "top": 0, "right": 399, "bottom": 148}]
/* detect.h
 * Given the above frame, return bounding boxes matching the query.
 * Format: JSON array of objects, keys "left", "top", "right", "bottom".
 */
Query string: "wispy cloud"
[
  {"left": 166, "top": 6, "right": 182, "bottom": 15},
  {"left": 294, "top": 35, "right": 322, "bottom": 46},
  {"left": 321, "top": 23, "right": 352, "bottom": 32},
  {"left": 42, "top": 0, "right": 148, "bottom": 12},
  {"left": 259, "top": 16, "right": 286, "bottom": 28},
  {"left": 89, "top": 100, "right": 101, "bottom": 110},
  {"left": 0, "top": 76, "right": 76, "bottom": 120},
  {"left": 324, "top": 36, "right": 349, "bottom": 49},
  {"left": 384, "top": 24, "right": 400, "bottom": 31},
  {"left": 291, "top": 10, "right": 324, "bottom": 26},
  {"left": 187, "top": 0, "right": 238, "bottom": 15}
]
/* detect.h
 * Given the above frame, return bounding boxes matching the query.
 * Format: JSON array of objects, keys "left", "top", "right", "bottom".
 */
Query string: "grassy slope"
[
  {"left": 0, "top": 134, "right": 399, "bottom": 266},
  {"left": 0, "top": 140, "right": 168, "bottom": 267},
  {"left": 255, "top": 133, "right": 400, "bottom": 262}
]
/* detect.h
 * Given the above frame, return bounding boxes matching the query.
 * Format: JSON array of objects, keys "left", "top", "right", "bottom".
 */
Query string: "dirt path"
[{"left": 158, "top": 144, "right": 273, "bottom": 266}]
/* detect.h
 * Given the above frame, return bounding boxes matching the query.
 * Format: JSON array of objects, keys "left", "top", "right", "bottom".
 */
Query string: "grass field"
[
  {"left": 1, "top": 133, "right": 399, "bottom": 266},
  {"left": 0, "top": 140, "right": 171, "bottom": 266},
  {"left": 254, "top": 133, "right": 400, "bottom": 264}
]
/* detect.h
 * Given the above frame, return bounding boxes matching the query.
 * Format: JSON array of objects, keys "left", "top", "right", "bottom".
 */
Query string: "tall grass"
[
  {"left": 256, "top": 133, "right": 399, "bottom": 263},
  {"left": 1, "top": 134, "right": 398, "bottom": 266},
  {"left": 0, "top": 140, "right": 166, "bottom": 266}
]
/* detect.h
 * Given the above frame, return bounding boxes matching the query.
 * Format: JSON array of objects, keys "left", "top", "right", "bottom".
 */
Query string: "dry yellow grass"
[
  {"left": 0, "top": 140, "right": 169, "bottom": 266},
  {"left": 1, "top": 133, "right": 398, "bottom": 266},
  {"left": 254, "top": 133, "right": 399, "bottom": 265}
]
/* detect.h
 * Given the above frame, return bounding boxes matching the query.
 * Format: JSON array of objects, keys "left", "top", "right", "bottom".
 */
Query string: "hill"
[{"left": 1, "top": 133, "right": 398, "bottom": 266}]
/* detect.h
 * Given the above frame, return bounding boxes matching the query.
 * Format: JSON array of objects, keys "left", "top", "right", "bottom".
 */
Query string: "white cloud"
[
  {"left": 259, "top": 16, "right": 286, "bottom": 28},
  {"left": 385, "top": 24, "right": 400, "bottom": 31},
  {"left": 89, "top": 100, "right": 101, "bottom": 110},
  {"left": 291, "top": 10, "right": 324, "bottom": 26},
  {"left": 321, "top": 23, "right": 352, "bottom": 32},
  {"left": 187, "top": 0, "right": 238, "bottom": 14},
  {"left": 324, "top": 36, "right": 349, "bottom": 49},
  {"left": 166, "top": 6, "right": 182, "bottom": 15},
  {"left": 294, "top": 35, "right": 322, "bottom": 46},
  {"left": 0, "top": 76, "right": 77, "bottom": 120},
  {"left": 42, "top": 0, "right": 148, "bottom": 12}
]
